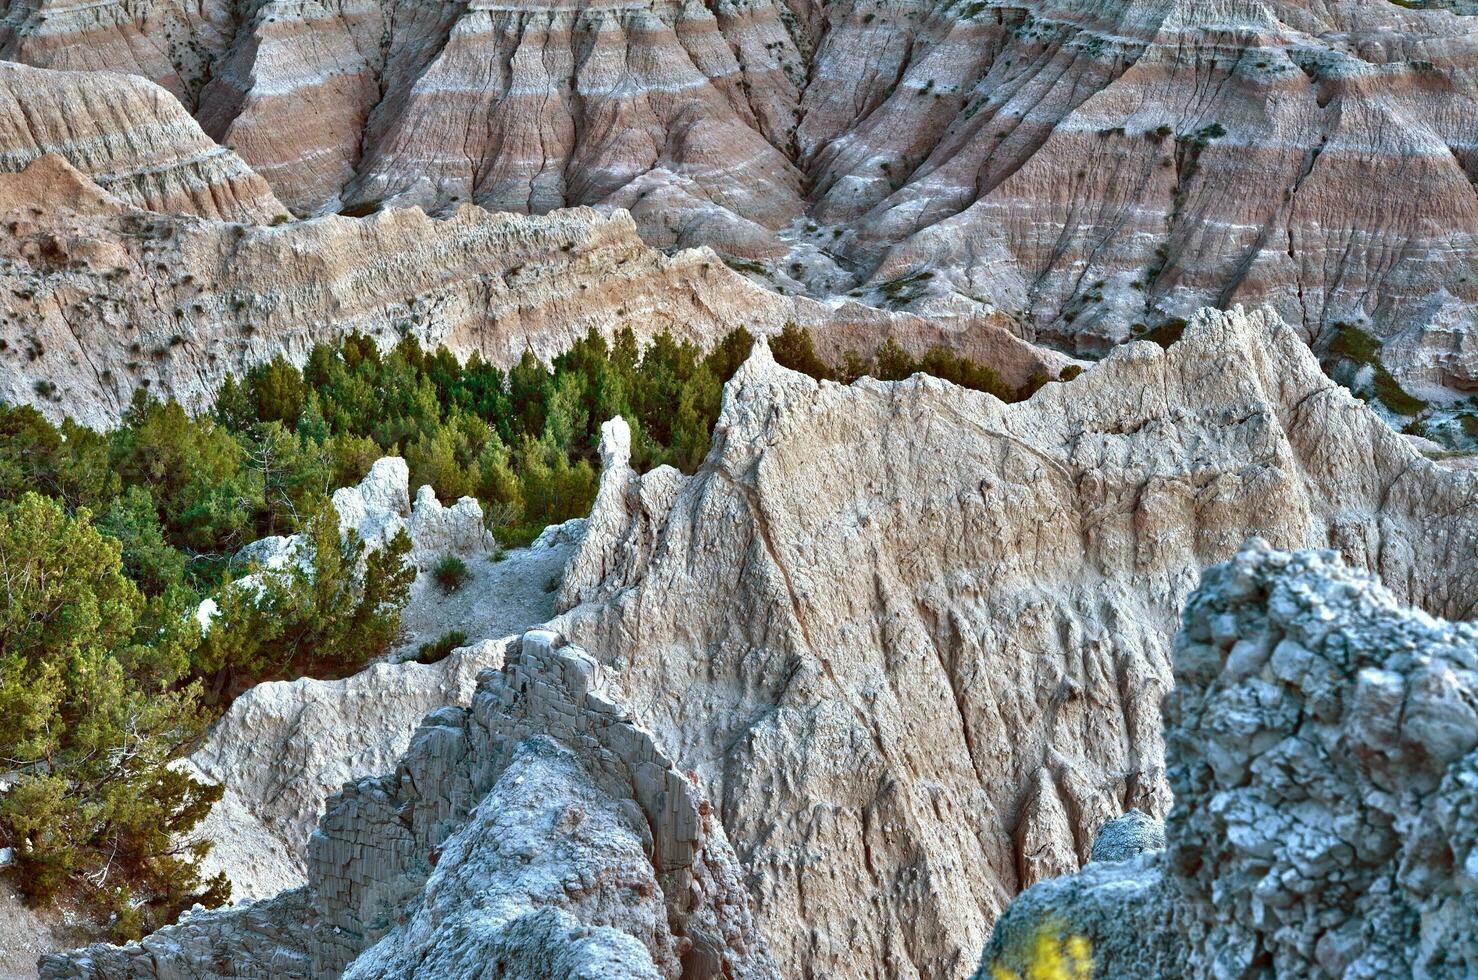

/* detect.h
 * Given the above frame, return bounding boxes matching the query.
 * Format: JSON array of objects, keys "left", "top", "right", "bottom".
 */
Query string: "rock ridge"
[
  {"left": 39, "top": 630, "right": 778, "bottom": 979},
  {"left": 0, "top": 148, "right": 1057, "bottom": 427},
  {"left": 552, "top": 304, "right": 1477, "bottom": 977}
]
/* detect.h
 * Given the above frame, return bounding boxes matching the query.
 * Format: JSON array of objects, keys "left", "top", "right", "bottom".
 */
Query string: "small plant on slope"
[{"left": 434, "top": 554, "right": 470, "bottom": 593}]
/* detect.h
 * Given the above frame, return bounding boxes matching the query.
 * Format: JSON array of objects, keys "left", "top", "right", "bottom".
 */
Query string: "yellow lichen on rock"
[{"left": 989, "top": 919, "right": 1094, "bottom": 980}]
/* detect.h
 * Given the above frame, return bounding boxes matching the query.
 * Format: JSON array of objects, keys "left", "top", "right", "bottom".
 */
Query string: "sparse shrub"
[
  {"left": 338, "top": 199, "right": 384, "bottom": 219},
  {"left": 1142, "top": 317, "right": 1188, "bottom": 348},
  {"left": 434, "top": 554, "right": 470, "bottom": 593},
  {"left": 415, "top": 629, "right": 467, "bottom": 664},
  {"left": 1327, "top": 323, "right": 1428, "bottom": 416}
]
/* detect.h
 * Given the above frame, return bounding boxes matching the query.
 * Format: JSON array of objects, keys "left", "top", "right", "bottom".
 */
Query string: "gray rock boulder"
[
  {"left": 979, "top": 542, "right": 1478, "bottom": 979},
  {"left": 1088, "top": 810, "right": 1165, "bottom": 864}
]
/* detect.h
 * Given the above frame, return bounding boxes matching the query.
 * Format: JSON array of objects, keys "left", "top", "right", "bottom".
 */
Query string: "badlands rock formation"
[
  {"left": 552, "top": 306, "right": 1477, "bottom": 977},
  {"left": 2, "top": 0, "right": 1473, "bottom": 390},
  {"left": 185, "top": 639, "right": 510, "bottom": 902},
  {"left": 0, "top": 62, "right": 285, "bottom": 223},
  {"left": 0, "top": 149, "right": 1056, "bottom": 428},
  {"left": 40, "top": 631, "right": 778, "bottom": 980},
  {"left": 31, "top": 305, "right": 1478, "bottom": 979},
  {"left": 980, "top": 542, "right": 1478, "bottom": 979}
]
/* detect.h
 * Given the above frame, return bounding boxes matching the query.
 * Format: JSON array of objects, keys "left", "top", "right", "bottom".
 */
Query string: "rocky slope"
[
  {"left": 980, "top": 541, "right": 1478, "bottom": 979},
  {"left": 31, "top": 305, "right": 1478, "bottom": 979},
  {"left": 186, "top": 457, "right": 513, "bottom": 901},
  {"left": 552, "top": 305, "right": 1477, "bottom": 977},
  {"left": 40, "top": 630, "right": 778, "bottom": 980},
  {"left": 0, "top": 151, "right": 1056, "bottom": 428},
  {"left": 2, "top": 0, "right": 1473, "bottom": 393}
]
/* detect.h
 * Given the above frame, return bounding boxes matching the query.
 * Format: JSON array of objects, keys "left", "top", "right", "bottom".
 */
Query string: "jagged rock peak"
[
  {"left": 0, "top": 61, "right": 287, "bottom": 222},
  {"left": 40, "top": 630, "right": 778, "bottom": 979},
  {"left": 980, "top": 541, "right": 1478, "bottom": 979},
  {"left": 551, "top": 304, "right": 1476, "bottom": 977}
]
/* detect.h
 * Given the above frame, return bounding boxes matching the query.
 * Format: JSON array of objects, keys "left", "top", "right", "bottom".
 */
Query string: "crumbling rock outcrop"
[
  {"left": 0, "top": 62, "right": 285, "bottom": 222},
  {"left": 327, "top": 456, "right": 496, "bottom": 571},
  {"left": 183, "top": 638, "right": 508, "bottom": 902},
  {"left": 0, "top": 150, "right": 1057, "bottom": 428},
  {"left": 553, "top": 305, "right": 1477, "bottom": 977},
  {"left": 41, "top": 631, "right": 776, "bottom": 979},
  {"left": 980, "top": 542, "right": 1478, "bottom": 979}
]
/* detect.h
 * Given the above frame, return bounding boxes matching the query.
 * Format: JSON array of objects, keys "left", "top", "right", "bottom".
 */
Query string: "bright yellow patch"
[{"left": 989, "top": 919, "right": 1094, "bottom": 980}]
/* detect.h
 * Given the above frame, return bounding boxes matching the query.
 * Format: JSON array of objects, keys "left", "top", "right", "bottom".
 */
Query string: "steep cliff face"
[
  {"left": 981, "top": 542, "right": 1478, "bottom": 979},
  {"left": 0, "top": 152, "right": 1056, "bottom": 427},
  {"left": 553, "top": 306, "right": 1477, "bottom": 978},
  {"left": 40, "top": 631, "right": 778, "bottom": 980},
  {"left": 3, "top": 0, "right": 1472, "bottom": 391}
]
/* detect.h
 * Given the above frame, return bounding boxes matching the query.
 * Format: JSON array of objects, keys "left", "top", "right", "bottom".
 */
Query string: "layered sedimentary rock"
[
  {"left": 4, "top": 0, "right": 1473, "bottom": 392},
  {"left": 0, "top": 153, "right": 1055, "bottom": 427},
  {"left": 0, "top": 61, "right": 285, "bottom": 222},
  {"left": 552, "top": 306, "right": 1477, "bottom": 978},
  {"left": 981, "top": 542, "right": 1478, "bottom": 979},
  {"left": 40, "top": 631, "right": 777, "bottom": 980}
]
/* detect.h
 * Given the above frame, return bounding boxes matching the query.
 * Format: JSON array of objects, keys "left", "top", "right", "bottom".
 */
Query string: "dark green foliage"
[
  {"left": 194, "top": 510, "right": 414, "bottom": 698},
  {"left": 1141, "top": 318, "right": 1188, "bottom": 348},
  {"left": 0, "top": 494, "right": 228, "bottom": 937},
  {"left": 770, "top": 323, "right": 834, "bottom": 379},
  {"left": 434, "top": 554, "right": 470, "bottom": 593},
  {"left": 338, "top": 199, "right": 383, "bottom": 218},
  {"left": 415, "top": 630, "right": 468, "bottom": 665}
]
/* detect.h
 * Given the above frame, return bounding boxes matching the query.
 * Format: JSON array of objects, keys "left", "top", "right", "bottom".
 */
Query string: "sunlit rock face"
[{"left": 551, "top": 306, "right": 1477, "bottom": 978}]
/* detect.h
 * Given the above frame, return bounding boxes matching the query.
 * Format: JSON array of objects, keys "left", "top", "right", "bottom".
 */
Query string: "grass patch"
[
  {"left": 1328, "top": 323, "right": 1428, "bottom": 416},
  {"left": 339, "top": 199, "right": 384, "bottom": 218}
]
